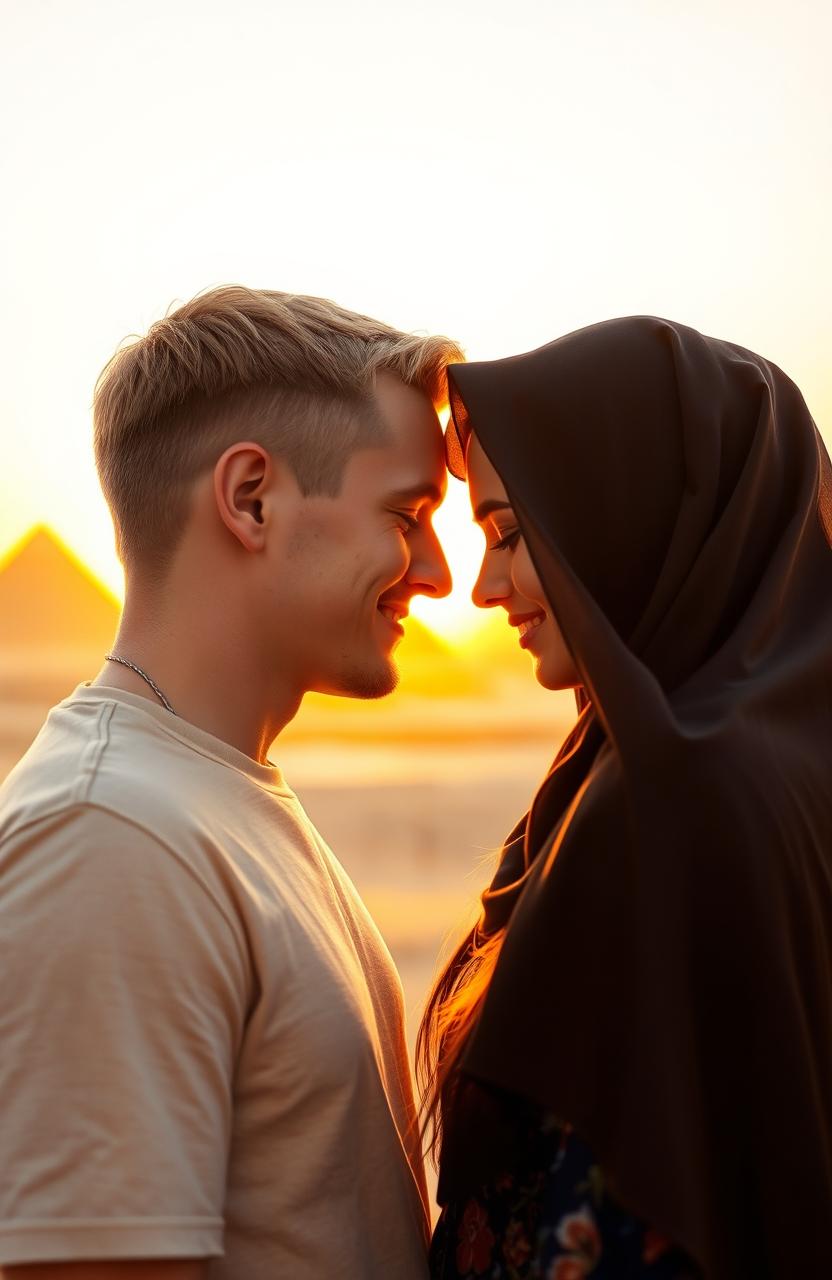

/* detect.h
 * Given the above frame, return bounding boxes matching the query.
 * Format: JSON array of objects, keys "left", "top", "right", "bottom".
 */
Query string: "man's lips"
[{"left": 377, "top": 600, "right": 410, "bottom": 633}]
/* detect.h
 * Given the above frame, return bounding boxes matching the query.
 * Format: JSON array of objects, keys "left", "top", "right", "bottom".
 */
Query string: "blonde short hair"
[{"left": 94, "top": 285, "right": 463, "bottom": 575}]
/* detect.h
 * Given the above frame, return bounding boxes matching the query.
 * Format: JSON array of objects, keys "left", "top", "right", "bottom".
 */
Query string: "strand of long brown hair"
[
  {"left": 417, "top": 701, "right": 592, "bottom": 1165},
  {"left": 416, "top": 922, "right": 506, "bottom": 1165}
]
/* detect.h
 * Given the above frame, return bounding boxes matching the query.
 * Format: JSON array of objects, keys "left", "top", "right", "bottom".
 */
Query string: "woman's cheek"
[{"left": 512, "top": 541, "right": 547, "bottom": 606}]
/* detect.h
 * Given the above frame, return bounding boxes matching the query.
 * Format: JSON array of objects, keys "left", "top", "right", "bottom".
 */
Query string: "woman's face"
[{"left": 467, "top": 436, "right": 581, "bottom": 691}]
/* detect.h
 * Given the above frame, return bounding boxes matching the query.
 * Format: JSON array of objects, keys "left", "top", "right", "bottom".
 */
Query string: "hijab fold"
[{"left": 442, "top": 318, "right": 832, "bottom": 1278}]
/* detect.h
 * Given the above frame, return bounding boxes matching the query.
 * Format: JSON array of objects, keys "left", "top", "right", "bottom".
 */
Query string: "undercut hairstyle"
[{"left": 93, "top": 285, "right": 464, "bottom": 576}]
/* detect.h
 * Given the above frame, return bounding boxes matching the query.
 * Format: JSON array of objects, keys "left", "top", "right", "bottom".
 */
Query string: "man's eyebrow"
[
  {"left": 474, "top": 499, "right": 513, "bottom": 523},
  {"left": 385, "top": 483, "right": 444, "bottom": 506}
]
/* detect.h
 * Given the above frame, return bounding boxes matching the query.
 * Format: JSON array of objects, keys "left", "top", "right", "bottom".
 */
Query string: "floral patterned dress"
[{"left": 430, "top": 1113, "right": 700, "bottom": 1280}]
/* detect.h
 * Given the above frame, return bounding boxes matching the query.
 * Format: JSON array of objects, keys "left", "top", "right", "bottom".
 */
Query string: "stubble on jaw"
[{"left": 334, "top": 654, "right": 400, "bottom": 700}]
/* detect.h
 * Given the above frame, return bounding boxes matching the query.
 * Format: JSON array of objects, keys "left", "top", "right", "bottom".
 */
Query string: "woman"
[{"left": 418, "top": 317, "right": 832, "bottom": 1278}]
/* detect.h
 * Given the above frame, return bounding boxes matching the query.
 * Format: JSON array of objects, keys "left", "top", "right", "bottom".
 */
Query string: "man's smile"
[{"left": 377, "top": 598, "right": 410, "bottom": 636}]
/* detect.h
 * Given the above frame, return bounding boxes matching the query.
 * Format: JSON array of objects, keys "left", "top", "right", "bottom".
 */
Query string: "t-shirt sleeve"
[{"left": 0, "top": 804, "right": 251, "bottom": 1266}]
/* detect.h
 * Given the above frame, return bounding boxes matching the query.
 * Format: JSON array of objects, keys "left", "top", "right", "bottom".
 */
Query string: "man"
[{"left": 0, "top": 287, "right": 462, "bottom": 1279}]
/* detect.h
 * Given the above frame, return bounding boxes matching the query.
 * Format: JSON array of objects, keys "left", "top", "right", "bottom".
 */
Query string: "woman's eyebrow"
[{"left": 474, "top": 499, "right": 513, "bottom": 523}]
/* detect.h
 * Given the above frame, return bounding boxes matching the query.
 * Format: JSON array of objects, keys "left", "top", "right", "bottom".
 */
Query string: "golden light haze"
[{"left": 1, "top": 0, "right": 830, "bottom": 642}]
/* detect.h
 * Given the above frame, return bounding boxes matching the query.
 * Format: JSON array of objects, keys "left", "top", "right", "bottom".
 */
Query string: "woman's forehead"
[{"left": 466, "top": 436, "right": 510, "bottom": 508}]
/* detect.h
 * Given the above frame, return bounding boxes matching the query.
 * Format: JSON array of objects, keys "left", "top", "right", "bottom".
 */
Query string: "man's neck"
[{"left": 93, "top": 608, "right": 302, "bottom": 765}]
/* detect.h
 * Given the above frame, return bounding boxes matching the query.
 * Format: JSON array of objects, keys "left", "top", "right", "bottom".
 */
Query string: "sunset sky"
[{"left": 2, "top": 0, "right": 830, "bottom": 642}]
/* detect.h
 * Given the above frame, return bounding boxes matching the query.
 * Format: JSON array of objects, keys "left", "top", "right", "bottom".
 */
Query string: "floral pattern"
[
  {"left": 456, "top": 1199, "right": 497, "bottom": 1274},
  {"left": 430, "top": 1117, "right": 700, "bottom": 1279}
]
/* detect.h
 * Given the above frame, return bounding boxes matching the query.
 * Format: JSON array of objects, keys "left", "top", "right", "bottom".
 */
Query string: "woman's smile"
[{"left": 509, "top": 610, "right": 547, "bottom": 648}]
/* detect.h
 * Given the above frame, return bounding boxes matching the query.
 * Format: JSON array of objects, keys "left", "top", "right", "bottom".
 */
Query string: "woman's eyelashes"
[{"left": 487, "top": 527, "right": 521, "bottom": 552}]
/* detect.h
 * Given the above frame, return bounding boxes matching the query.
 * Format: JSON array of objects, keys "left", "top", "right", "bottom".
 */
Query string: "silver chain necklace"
[{"left": 104, "top": 654, "right": 177, "bottom": 715}]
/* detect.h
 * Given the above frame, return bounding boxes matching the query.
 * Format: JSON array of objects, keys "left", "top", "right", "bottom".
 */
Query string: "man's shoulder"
[
  {"left": 0, "top": 689, "right": 309, "bottom": 927},
  {"left": 0, "top": 689, "right": 229, "bottom": 848},
  {"left": 0, "top": 694, "right": 97, "bottom": 842},
  {"left": 0, "top": 697, "right": 252, "bottom": 942}
]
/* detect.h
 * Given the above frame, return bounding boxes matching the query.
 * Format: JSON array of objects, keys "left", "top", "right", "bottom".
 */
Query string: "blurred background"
[{"left": 2, "top": 0, "right": 830, "bottom": 1191}]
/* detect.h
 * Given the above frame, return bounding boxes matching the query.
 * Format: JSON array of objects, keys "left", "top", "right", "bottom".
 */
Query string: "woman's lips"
[{"left": 510, "top": 611, "right": 546, "bottom": 649}]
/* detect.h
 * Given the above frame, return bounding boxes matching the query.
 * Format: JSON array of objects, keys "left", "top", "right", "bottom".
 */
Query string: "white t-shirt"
[{"left": 0, "top": 685, "right": 430, "bottom": 1278}]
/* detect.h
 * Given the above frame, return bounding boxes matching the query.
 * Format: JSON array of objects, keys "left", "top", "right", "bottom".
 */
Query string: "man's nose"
[{"left": 408, "top": 529, "right": 453, "bottom": 599}]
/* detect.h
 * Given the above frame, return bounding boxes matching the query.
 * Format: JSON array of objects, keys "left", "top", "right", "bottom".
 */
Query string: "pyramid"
[{"left": 0, "top": 526, "right": 120, "bottom": 654}]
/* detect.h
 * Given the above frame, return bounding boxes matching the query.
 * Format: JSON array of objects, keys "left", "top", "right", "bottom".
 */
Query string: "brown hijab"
[{"left": 443, "top": 317, "right": 832, "bottom": 1277}]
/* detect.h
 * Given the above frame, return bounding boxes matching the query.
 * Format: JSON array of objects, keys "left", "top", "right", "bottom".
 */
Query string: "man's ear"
[{"left": 213, "top": 442, "right": 295, "bottom": 552}]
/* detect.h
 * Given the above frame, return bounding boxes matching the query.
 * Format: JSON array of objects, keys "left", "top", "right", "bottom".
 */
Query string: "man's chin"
[{"left": 317, "top": 658, "right": 400, "bottom": 701}]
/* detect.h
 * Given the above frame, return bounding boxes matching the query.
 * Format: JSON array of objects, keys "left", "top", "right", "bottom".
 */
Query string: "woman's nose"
[{"left": 471, "top": 555, "right": 510, "bottom": 609}]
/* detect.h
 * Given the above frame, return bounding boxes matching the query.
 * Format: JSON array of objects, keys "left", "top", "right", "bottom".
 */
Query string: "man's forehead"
[
  {"left": 357, "top": 373, "right": 448, "bottom": 502},
  {"left": 373, "top": 371, "right": 442, "bottom": 441},
  {"left": 343, "top": 432, "right": 447, "bottom": 503}
]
